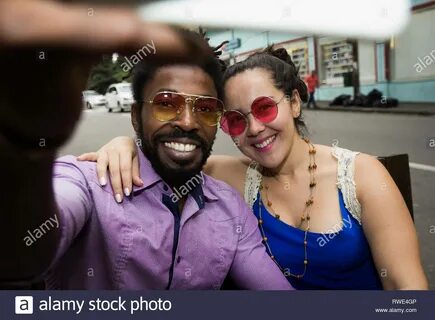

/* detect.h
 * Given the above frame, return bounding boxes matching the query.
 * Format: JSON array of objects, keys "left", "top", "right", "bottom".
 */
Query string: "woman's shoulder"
[
  {"left": 320, "top": 143, "right": 388, "bottom": 200},
  {"left": 354, "top": 152, "right": 391, "bottom": 200},
  {"left": 203, "top": 155, "right": 251, "bottom": 195},
  {"left": 317, "top": 144, "right": 383, "bottom": 182}
]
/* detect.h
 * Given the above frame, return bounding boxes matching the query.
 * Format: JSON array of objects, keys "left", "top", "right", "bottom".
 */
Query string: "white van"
[{"left": 105, "top": 83, "right": 134, "bottom": 112}]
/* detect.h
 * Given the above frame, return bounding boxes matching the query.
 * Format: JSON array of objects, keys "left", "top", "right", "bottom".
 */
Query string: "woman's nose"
[{"left": 246, "top": 113, "right": 265, "bottom": 136}]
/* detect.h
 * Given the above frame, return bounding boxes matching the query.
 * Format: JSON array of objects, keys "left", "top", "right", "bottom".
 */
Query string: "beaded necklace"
[{"left": 257, "top": 138, "right": 317, "bottom": 279}]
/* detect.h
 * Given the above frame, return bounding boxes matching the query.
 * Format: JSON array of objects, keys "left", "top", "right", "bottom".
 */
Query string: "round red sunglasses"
[{"left": 220, "top": 95, "right": 287, "bottom": 136}]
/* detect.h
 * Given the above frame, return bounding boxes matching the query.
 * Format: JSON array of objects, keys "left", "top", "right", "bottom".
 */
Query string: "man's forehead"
[{"left": 145, "top": 64, "right": 217, "bottom": 98}]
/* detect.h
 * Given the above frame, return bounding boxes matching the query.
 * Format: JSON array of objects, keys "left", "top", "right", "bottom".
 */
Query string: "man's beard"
[{"left": 138, "top": 124, "right": 214, "bottom": 188}]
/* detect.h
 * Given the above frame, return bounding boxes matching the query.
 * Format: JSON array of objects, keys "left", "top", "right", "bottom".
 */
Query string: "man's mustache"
[{"left": 154, "top": 128, "right": 208, "bottom": 148}]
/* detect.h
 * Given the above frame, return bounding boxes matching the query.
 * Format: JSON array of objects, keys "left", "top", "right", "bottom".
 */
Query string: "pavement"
[{"left": 307, "top": 101, "right": 435, "bottom": 116}]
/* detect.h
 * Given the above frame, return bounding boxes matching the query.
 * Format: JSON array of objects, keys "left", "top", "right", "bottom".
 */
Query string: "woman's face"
[{"left": 223, "top": 68, "right": 301, "bottom": 169}]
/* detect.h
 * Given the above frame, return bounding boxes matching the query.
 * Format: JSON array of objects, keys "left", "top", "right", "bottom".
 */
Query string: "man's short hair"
[{"left": 132, "top": 30, "right": 225, "bottom": 107}]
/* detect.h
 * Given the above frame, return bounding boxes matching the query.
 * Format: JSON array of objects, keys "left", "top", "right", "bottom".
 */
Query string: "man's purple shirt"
[{"left": 46, "top": 150, "right": 292, "bottom": 290}]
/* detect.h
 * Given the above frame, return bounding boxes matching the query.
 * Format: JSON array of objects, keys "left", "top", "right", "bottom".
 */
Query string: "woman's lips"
[{"left": 252, "top": 134, "right": 277, "bottom": 152}]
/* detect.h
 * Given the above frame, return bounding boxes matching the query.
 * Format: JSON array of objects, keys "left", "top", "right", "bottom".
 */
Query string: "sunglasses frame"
[
  {"left": 220, "top": 94, "right": 288, "bottom": 136},
  {"left": 143, "top": 91, "right": 224, "bottom": 127}
]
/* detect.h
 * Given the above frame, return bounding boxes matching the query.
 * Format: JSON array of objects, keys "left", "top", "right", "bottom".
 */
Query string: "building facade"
[{"left": 208, "top": 0, "right": 435, "bottom": 103}]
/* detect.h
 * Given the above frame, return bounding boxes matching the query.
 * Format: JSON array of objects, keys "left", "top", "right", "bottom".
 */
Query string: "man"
[
  {"left": 0, "top": 0, "right": 292, "bottom": 287},
  {"left": 305, "top": 70, "right": 319, "bottom": 109}
]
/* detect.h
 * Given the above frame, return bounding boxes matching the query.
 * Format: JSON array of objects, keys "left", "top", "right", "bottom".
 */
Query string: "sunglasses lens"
[
  {"left": 151, "top": 92, "right": 184, "bottom": 121},
  {"left": 220, "top": 111, "right": 247, "bottom": 136},
  {"left": 195, "top": 97, "right": 224, "bottom": 126},
  {"left": 252, "top": 97, "right": 278, "bottom": 123}
]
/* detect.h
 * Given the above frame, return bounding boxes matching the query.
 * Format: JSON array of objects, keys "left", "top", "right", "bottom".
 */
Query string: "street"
[{"left": 60, "top": 107, "right": 435, "bottom": 289}]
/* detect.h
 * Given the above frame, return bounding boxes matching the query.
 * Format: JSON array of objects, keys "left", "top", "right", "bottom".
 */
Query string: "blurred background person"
[{"left": 305, "top": 70, "right": 318, "bottom": 109}]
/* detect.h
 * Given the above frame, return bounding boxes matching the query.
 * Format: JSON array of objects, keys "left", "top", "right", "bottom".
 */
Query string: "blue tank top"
[{"left": 252, "top": 189, "right": 383, "bottom": 290}]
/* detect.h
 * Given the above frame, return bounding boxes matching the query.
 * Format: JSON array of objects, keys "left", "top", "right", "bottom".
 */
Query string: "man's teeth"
[
  {"left": 164, "top": 142, "right": 197, "bottom": 152},
  {"left": 254, "top": 135, "right": 276, "bottom": 149}
]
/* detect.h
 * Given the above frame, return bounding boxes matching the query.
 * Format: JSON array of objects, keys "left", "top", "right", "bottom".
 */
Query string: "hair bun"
[
  {"left": 264, "top": 45, "right": 299, "bottom": 76},
  {"left": 271, "top": 48, "right": 291, "bottom": 63}
]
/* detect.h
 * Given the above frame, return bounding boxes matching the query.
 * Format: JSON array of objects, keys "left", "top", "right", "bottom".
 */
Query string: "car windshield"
[
  {"left": 84, "top": 91, "right": 98, "bottom": 96},
  {"left": 118, "top": 85, "right": 131, "bottom": 93}
]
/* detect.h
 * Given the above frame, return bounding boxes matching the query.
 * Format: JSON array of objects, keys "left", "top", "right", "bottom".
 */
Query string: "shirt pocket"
[{"left": 175, "top": 214, "right": 240, "bottom": 289}]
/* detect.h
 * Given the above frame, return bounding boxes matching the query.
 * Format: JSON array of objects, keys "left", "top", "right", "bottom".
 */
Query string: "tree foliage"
[{"left": 86, "top": 55, "right": 132, "bottom": 94}]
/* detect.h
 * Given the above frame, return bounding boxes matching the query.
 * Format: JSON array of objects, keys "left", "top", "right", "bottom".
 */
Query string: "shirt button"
[
  {"left": 177, "top": 256, "right": 182, "bottom": 263},
  {"left": 163, "top": 185, "right": 169, "bottom": 191}
]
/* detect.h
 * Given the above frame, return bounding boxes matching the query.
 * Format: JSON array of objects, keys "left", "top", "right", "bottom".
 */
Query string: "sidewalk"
[{"left": 306, "top": 101, "right": 435, "bottom": 116}]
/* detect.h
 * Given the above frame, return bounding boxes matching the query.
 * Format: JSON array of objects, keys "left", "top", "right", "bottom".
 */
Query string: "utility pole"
[
  {"left": 230, "top": 29, "right": 236, "bottom": 65},
  {"left": 350, "top": 40, "right": 360, "bottom": 97}
]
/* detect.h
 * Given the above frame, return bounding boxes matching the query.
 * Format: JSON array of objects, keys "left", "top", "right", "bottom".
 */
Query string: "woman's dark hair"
[
  {"left": 132, "top": 29, "right": 227, "bottom": 107},
  {"left": 223, "top": 45, "right": 309, "bottom": 136}
]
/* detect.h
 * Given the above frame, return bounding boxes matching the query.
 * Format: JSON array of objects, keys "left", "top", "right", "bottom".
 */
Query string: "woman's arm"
[
  {"left": 355, "top": 154, "right": 428, "bottom": 290},
  {"left": 203, "top": 155, "right": 250, "bottom": 194},
  {"left": 78, "top": 138, "right": 250, "bottom": 201}
]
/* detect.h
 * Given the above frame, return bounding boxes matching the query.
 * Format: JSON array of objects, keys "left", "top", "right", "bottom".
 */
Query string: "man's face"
[{"left": 133, "top": 65, "right": 218, "bottom": 187}]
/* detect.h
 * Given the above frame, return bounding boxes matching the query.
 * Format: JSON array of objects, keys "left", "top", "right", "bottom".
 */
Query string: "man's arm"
[
  {"left": 0, "top": 143, "right": 93, "bottom": 285},
  {"left": 229, "top": 195, "right": 294, "bottom": 290},
  {"left": 0, "top": 0, "right": 213, "bottom": 284},
  {"left": 0, "top": 139, "right": 60, "bottom": 282}
]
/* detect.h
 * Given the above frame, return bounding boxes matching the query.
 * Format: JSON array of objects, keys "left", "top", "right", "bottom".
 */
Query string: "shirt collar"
[
  {"left": 198, "top": 174, "right": 218, "bottom": 202},
  {"left": 132, "top": 148, "right": 162, "bottom": 193}
]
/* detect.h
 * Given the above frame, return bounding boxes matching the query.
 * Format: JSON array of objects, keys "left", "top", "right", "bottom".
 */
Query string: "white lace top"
[{"left": 243, "top": 146, "right": 362, "bottom": 225}]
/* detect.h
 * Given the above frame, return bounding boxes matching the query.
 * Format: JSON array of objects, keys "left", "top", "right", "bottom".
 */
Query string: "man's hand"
[{"left": 0, "top": 0, "right": 212, "bottom": 150}]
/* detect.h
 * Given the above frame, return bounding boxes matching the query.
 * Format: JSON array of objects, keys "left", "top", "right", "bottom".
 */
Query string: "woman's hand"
[{"left": 78, "top": 136, "right": 142, "bottom": 203}]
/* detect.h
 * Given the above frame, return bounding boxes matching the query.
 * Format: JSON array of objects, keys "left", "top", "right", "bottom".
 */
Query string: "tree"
[{"left": 86, "top": 55, "right": 131, "bottom": 94}]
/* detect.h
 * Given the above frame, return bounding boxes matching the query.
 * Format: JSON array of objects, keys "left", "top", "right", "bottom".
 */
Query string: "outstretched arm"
[
  {"left": 0, "top": 0, "right": 211, "bottom": 282},
  {"left": 0, "top": 140, "right": 60, "bottom": 283},
  {"left": 78, "top": 138, "right": 250, "bottom": 201}
]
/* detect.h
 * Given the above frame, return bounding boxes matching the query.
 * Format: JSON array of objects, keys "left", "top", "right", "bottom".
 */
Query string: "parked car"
[
  {"left": 105, "top": 83, "right": 134, "bottom": 112},
  {"left": 82, "top": 90, "right": 107, "bottom": 109}
]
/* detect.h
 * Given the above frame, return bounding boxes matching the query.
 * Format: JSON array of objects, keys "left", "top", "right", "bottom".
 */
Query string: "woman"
[{"left": 78, "top": 47, "right": 427, "bottom": 290}]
